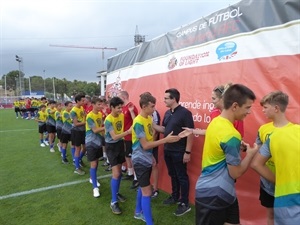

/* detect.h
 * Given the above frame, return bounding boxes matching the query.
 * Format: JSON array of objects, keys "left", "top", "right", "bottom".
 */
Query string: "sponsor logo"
[
  {"left": 168, "top": 56, "right": 178, "bottom": 70},
  {"left": 168, "top": 52, "right": 209, "bottom": 70},
  {"left": 216, "top": 41, "right": 237, "bottom": 60},
  {"left": 179, "top": 52, "right": 209, "bottom": 66}
]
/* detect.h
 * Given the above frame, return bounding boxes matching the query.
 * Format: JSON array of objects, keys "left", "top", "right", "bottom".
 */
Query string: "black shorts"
[
  {"left": 106, "top": 140, "right": 125, "bottom": 167},
  {"left": 259, "top": 187, "right": 274, "bottom": 208},
  {"left": 14, "top": 107, "right": 20, "bottom": 113},
  {"left": 71, "top": 130, "right": 85, "bottom": 147},
  {"left": 133, "top": 163, "right": 152, "bottom": 187},
  {"left": 56, "top": 128, "right": 62, "bottom": 140},
  {"left": 87, "top": 146, "right": 103, "bottom": 162},
  {"left": 100, "top": 135, "right": 105, "bottom": 146},
  {"left": 195, "top": 198, "right": 240, "bottom": 225},
  {"left": 152, "top": 147, "right": 158, "bottom": 164},
  {"left": 61, "top": 133, "right": 71, "bottom": 144},
  {"left": 124, "top": 140, "right": 132, "bottom": 157},
  {"left": 46, "top": 125, "right": 56, "bottom": 133},
  {"left": 38, "top": 124, "right": 47, "bottom": 134}
]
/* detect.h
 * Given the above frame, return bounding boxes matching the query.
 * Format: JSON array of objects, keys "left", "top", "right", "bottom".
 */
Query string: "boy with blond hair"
[{"left": 251, "top": 91, "right": 299, "bottom": 225}]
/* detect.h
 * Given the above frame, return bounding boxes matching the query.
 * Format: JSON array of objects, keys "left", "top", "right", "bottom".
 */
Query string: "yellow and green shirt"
[
  {"left": 37, "top": 110, "right": 47, "bottom": 126},
  {"left": 260, "top": 123, "right": 300, "bottom": 224},
  {"left": 86, "top": 111, "right": 103, "bottom": 148},
  {"left": 62, "top": 110, "right": 72, "bottom": 134},
  {"left": 132, "top": 114, "right": 154, "bottom": 167},
  {"left": 196, "top": 116, "right": 241, "bottom": 209},
  {"left": 104, "top": 113, "right": 124, "bottom": 143},
  {"left": 46, "top": 107, "right": 56, "bottom": 126},
  {"left": 70, "top": 106, "right": 85, "bottom": 131}
]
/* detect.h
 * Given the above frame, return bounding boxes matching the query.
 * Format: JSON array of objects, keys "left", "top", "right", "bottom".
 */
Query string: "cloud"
[{"left": 1, "top": 0, "right": 240, "bottom": 82}]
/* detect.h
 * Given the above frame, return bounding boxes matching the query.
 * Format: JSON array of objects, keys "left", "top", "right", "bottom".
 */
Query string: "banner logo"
[
  {"left": 216, "top": 42, "right": 237, "bottom": 60},
  {"left": 168, "top": 56, "right": 178, "bottom": 70}
]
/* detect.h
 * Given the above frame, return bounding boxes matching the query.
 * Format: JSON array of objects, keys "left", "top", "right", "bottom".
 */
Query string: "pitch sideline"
[
  {"left": 0, "top": 128, "right": 36, "bottom": 133},
  {"left": 0, "top": 174, "right": 112, "bottom": 200}
]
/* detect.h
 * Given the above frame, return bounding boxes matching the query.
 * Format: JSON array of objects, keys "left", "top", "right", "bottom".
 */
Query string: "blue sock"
[
  {"left": 79, "top": 151, "right": 85, "bottom": 161},
  {"left": 45, "top": 138, "right": 48, "bottom": 142},
  {"left": 71, "top": 147, "right": 75, "bottom": 160},
  {"left": 61, "top": 148, "right": 66, "bottom": 159},
  {"left": 74, "top": 156, "right": 80, "bottom": 169},
  {"left": 142, "top": 196, "right": 153, "bottom": 225},
  {"left": 40, "top": 139, "right": 44, "bottom": 144},
  {"left": 135, "top": 187, "right": 142, "bottom": 213},
  {"left": 50, "top": 143, "right": 54, "bottom": 148},
  {"left": 90, "top": 168, "right": 97, "bottom": 188},
  {"left": 117, "top": 174, "right": 122, "bottom": 193},
  {"left": 111, "top": 178, "right": 118, "bottom": 203}
]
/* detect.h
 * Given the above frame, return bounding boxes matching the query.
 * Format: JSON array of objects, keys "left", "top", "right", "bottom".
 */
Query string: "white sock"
[
  {"left": 122, "top": 165, "right": 126, "bottom": 171},
  {"left": 103, "top": 152, "right": 107, "bottom": 158},
  {"left": 134, "top": 172, "right": 137, "bottom": 180},
  {"left": 128, "top": 168, "right": 133, "bottom": 176}
]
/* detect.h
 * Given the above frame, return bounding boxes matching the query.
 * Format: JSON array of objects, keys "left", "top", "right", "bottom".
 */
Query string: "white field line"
[
  {"left": 0, "top": 174, "right": 112, "bottom": 200},
  {"left": 0, "top": 129, "right": 36, "bottom": 132}
]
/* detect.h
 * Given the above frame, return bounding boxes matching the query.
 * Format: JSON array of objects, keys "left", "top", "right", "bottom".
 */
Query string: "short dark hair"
[
  {"left": 41, "top": 97, "right": 46, "bottom": 101},
  {"left": 74, "top": 94, "right": 85, "bottom": 103},
  {"left": 165, "top": 88, "right": 180, "bottom": 102},
  {"left": 223, "top": 84, "right": 256, "bottom": 109},
  {"left": 91, "top": 96, "right": 104, "bottom": 104},
  {"left": 109, "top": 97, "right": 124, "bottom": 108},
  {"left": 139, "top": 93, "right": 156, "bottom": 108},
  {"left": 64, "top": 101, "right": 72, "bottom": 107}
]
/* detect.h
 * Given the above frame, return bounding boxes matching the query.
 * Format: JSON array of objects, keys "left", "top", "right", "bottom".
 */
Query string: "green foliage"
[
  {"left": 1, "top": 71, "right": 100, "bottom": 98},
  {"left": 1, "top": 70, "right": 20, "bottom": 90},
  {"left": 0, "top": 109, "right": 195, "bottom": 225}
]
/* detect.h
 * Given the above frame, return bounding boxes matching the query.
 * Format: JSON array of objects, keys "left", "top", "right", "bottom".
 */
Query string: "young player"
[
  {"left": 251, "top": 91, "right": 299, "bottom": 225},
  {"left": 70, "top": 94, "right": 86, "bottom": 175},
  {"left": 60, "top": 101, "right": 73, "bottom": 164},
  {"left": 86, "top": 97, "right": 105, "bottom": 197},
  {"left": 104, "top": 96, "right": 131, "bottom": 215},
  {"left": 55, "top": 102, "right": 63, "bottom": 152},
  {"left": 13, "top": 99, "right": 22, "bottom": 119},
  {"left": 132, "top": 93, "right": 180, "bottom": 224},
  {"left": 191, "top": 84, "right": 258, "bottom": 225},
  {"left": 252, "top": 125, "right": 300, "bottom": 225},
  {"left": 35, "top": 104, "right": 47, "bottom": 147},
  {"left": 118, "top": 91, "right": 138, "bottom": 189},
  {"left": 46, "top": 100, "right": 57, "bottom": 152}
]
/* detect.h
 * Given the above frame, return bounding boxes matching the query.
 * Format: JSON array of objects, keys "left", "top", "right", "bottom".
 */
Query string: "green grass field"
[{"left": 0, "top": 109, "right": 195, "bottom": 225}]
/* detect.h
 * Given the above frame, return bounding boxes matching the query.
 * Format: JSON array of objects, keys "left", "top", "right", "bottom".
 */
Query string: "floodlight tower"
[
  {"left": 134, "top": 25, "right": 145, "bottom": 46},
  {"left": 15, "top": 55, "right": 24, "bottom": 96}
]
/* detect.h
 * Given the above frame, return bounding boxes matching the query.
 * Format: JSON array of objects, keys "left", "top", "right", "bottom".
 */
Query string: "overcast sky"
[{"left": 1, "top": 0, "right": 240, "bottom": 82}]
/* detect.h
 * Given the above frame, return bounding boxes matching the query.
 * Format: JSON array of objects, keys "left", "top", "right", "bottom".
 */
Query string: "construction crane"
[{"left": 49, "top": 44, "right": 117, "bottom": 69}]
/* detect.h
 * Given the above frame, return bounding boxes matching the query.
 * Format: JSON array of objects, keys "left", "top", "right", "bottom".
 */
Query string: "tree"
[
  {"left": 84, "top": 82, "right": 100, "bottom": 96},
  {"left": 1, "top": 70, "right": 101, "bottom": 99},
  {"left": 1, "top": 71, "right": 20, "bottom": 90}
]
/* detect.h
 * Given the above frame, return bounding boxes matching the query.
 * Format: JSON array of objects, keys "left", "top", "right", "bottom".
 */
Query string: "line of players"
[{"left": 13, "top": 97, "right": 47, "bottom": 120}]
